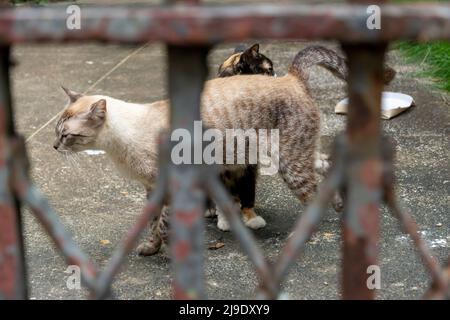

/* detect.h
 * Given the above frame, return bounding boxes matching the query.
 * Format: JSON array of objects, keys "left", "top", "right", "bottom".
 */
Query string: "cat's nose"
[{"left": 53, "top": 142, "right": 59, "bottom": 150}]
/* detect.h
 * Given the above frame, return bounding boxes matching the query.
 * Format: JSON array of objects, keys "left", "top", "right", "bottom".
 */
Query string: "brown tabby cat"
[
  {"left": 213, "top": 45, "right": 396, "bottom": 231},
  {"left": 54, "top": 46, "right": 396, "bottom": 256}
]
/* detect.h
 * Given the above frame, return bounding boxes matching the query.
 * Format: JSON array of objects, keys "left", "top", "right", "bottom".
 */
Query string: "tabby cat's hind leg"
[
  {"left": 314, "top": 152, "right": 330, "bottom": 175},
  {"left": 136, "top": 205, "right": 168, "bottom": 256},
  {"left": 279, "top": 145, "right": 318, "bottom": 205}
]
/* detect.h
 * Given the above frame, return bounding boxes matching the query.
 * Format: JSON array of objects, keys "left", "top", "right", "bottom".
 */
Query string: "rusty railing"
[{"left": 0, "top": 0, "right": 449, "bottom": 300}]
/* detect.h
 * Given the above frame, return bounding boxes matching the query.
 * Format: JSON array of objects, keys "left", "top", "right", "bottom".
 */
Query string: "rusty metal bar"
[
  {"left": 11, "top": 134, "right": 169, "bottom": 299},
  {"left": 94, "top": 168, "right": 166, "bottom": 299},
  {"left": 389, "top": 197, "right": 448, "bottom": 298},
  {"left": 424, "top": 257, "right": 450, "bottom": 299},
  {"left": 380, "top": 141, "right": 449, "bottom": 299},
  {"left": 340, "top": 43, "right": 386, "bottom": 299},
  {"left": 273, "top": 135, "right": 345, "bottom": 287},
  {"left": 167, "top": 45, "right": 209, "bottom": 299},
  {"left": 207, "top": 176, "right": 277, "bottom": 299},
  {"left": 10, "top": 137, "right": 99, "bottom": 293},
  {"left": 0, "top": 46, "right": 27, "bottom": 300},
  {"left": 0, "top": 4, "right": 449, "bottom": 45}
]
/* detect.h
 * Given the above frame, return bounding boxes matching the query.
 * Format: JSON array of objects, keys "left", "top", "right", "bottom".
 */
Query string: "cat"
[
  {"left": 54, "top": 46, "right": 396, "bottom": 256},
  {"left": 212, "top": 45, "right": 397, "bottom": 231},
  {"left": 217, "top": 43, "right": 275, "bottom": 78},
  {"left": 209, "top": 43, "right": 276, "bottom": 230}
]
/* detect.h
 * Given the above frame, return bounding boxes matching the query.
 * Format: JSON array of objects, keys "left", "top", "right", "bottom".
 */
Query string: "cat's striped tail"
[{"left": 288, "top": 45, "right": 396, "bottom": 85}]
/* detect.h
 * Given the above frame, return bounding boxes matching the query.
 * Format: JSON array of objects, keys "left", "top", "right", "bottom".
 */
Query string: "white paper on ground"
[
  {"left": 83, "top": 150, "right": 106, "bottom": 155},
  {"left": 335, "top": 92, "right": 415, "bottom": 119}
]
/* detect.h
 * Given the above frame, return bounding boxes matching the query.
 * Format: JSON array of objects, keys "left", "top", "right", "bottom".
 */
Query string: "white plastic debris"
[
  {"left": 335, "top": 92, "right": 414, "bottom": 120},
  {"left": 82, "top": 150, "right": 105, "bottom": 156}
]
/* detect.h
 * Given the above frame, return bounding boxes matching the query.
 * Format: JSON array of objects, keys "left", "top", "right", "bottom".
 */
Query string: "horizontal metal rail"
[{"left": 0, "top": 4, "right": 449, "bottom": 44}]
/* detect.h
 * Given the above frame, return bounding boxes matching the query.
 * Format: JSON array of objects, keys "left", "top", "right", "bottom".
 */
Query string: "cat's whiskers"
[
  {"left": 70, "top": 152, "right": 82, "bottom": 171},
  {"left": 61, "top": 149, "right": 81, "bottom": 171}
]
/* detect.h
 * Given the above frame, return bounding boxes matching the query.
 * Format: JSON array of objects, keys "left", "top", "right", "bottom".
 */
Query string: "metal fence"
[{"left": 0, "top": 0, "right": 449, "bottom": 300}]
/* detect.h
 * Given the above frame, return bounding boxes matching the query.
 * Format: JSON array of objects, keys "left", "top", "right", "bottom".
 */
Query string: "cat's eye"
[
  {"left": 62, "top": 133, "right": 85, "bottom": 139},
  {"left": 61, "top": 133, "right": 74, "bottom": 139}
]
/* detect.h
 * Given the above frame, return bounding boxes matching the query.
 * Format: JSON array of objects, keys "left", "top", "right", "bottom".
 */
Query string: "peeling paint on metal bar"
[{"left": 0, "top": 4, "right": 448, "bottom": 45}]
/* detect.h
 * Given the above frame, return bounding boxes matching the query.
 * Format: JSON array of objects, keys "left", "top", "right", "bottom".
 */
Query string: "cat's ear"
[
  {"left": 241, "top": 44, "right": 260, "bottom": 61},
  {"left": 88, "top": 99, "right": 107, "bottom": 123},
  {"left": 61, "top": 86, "right": 83, "bottom": 103},
  {"left": 249, "top": 43, "right": 259, "bottom": 54}
]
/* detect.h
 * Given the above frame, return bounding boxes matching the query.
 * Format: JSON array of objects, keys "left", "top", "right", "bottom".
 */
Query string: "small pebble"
[{"left": 436, "top": 223, "right": 442, "bottom": 227}]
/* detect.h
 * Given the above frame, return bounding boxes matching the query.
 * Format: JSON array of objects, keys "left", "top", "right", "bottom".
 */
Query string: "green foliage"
[{"left": 396, "top": 42, "right": 450, "bottom": 92}]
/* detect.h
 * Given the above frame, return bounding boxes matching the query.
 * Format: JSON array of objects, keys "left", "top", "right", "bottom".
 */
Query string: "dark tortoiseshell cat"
[
  {"left": 218, "top": 43, "right": 275, "bottom": 78},
  {"left": 211, "top": 43, "right": 276, "bottom": 230}
]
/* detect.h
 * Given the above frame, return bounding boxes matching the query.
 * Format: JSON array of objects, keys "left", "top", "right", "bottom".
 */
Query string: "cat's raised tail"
[{"left": 288, "top": 45, "right": 396, "bottom": 85}]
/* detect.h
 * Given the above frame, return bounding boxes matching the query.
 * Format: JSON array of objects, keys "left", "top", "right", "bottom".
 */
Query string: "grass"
[
  {"left": 396, "top": 42, "right": 450, "bottom": 92},
  {"left": 393, "top": 1, "right": 450, "bottom": 92}
]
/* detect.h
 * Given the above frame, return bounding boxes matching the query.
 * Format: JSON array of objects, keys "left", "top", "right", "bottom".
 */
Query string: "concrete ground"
[{"left": 10, "top": 2, "right": 449, "bottom": 301}]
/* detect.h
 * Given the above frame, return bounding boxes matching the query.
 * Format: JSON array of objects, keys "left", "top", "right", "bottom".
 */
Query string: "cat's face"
[
  {"left": 53, "top": 88, "right": 106, "bottom": 153},
  {"left": 218, "top": 44, "right": 274, "bottom": 77}
]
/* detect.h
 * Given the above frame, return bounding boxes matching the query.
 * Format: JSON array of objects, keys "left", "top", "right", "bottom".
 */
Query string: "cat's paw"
[
  {"left": 136, "top": 237, "right": 162, "bottom": 256},
  {"left": 314, "top": 153, "right": 330, "bottom": 174},
  {"left": 217, "top": 215, "right": 231, "bottom": 231},
  {"left": 205, "top": 207, "right": 217, "bottom": 218},
  {"left": 245, "top": 216, "right": 266, "bottom": 230},
  {"left": 332, "top": 192, "right": 344, "bottom": 212}
]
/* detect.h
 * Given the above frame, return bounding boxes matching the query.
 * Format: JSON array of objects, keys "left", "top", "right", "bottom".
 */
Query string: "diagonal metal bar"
[
  {"left": 381, "top": 145, "right": 448, "bottom": 298},
  {"left": 94, "top": 175, "right": 166, "bottom": 299},
  {"left": 424, "top": 258, "right": 450, "bottom": 299},
  {"left": 94, "top": 135, "right": 170, "bottom": 299},
  {"left": 273, "top": 136, "right": 345, "bottom": 287},
  {"left": 388, "top": 198, "right": 449, "bottom": 299},
  {"left": 11, "top": 135, "right": 169, "bottom": 299},
  {"left": 206, "top": 174, "right": 277, "bottom": 299},
  {"left": 10, "top": 137, "right": 98, "bottom": 292}
]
